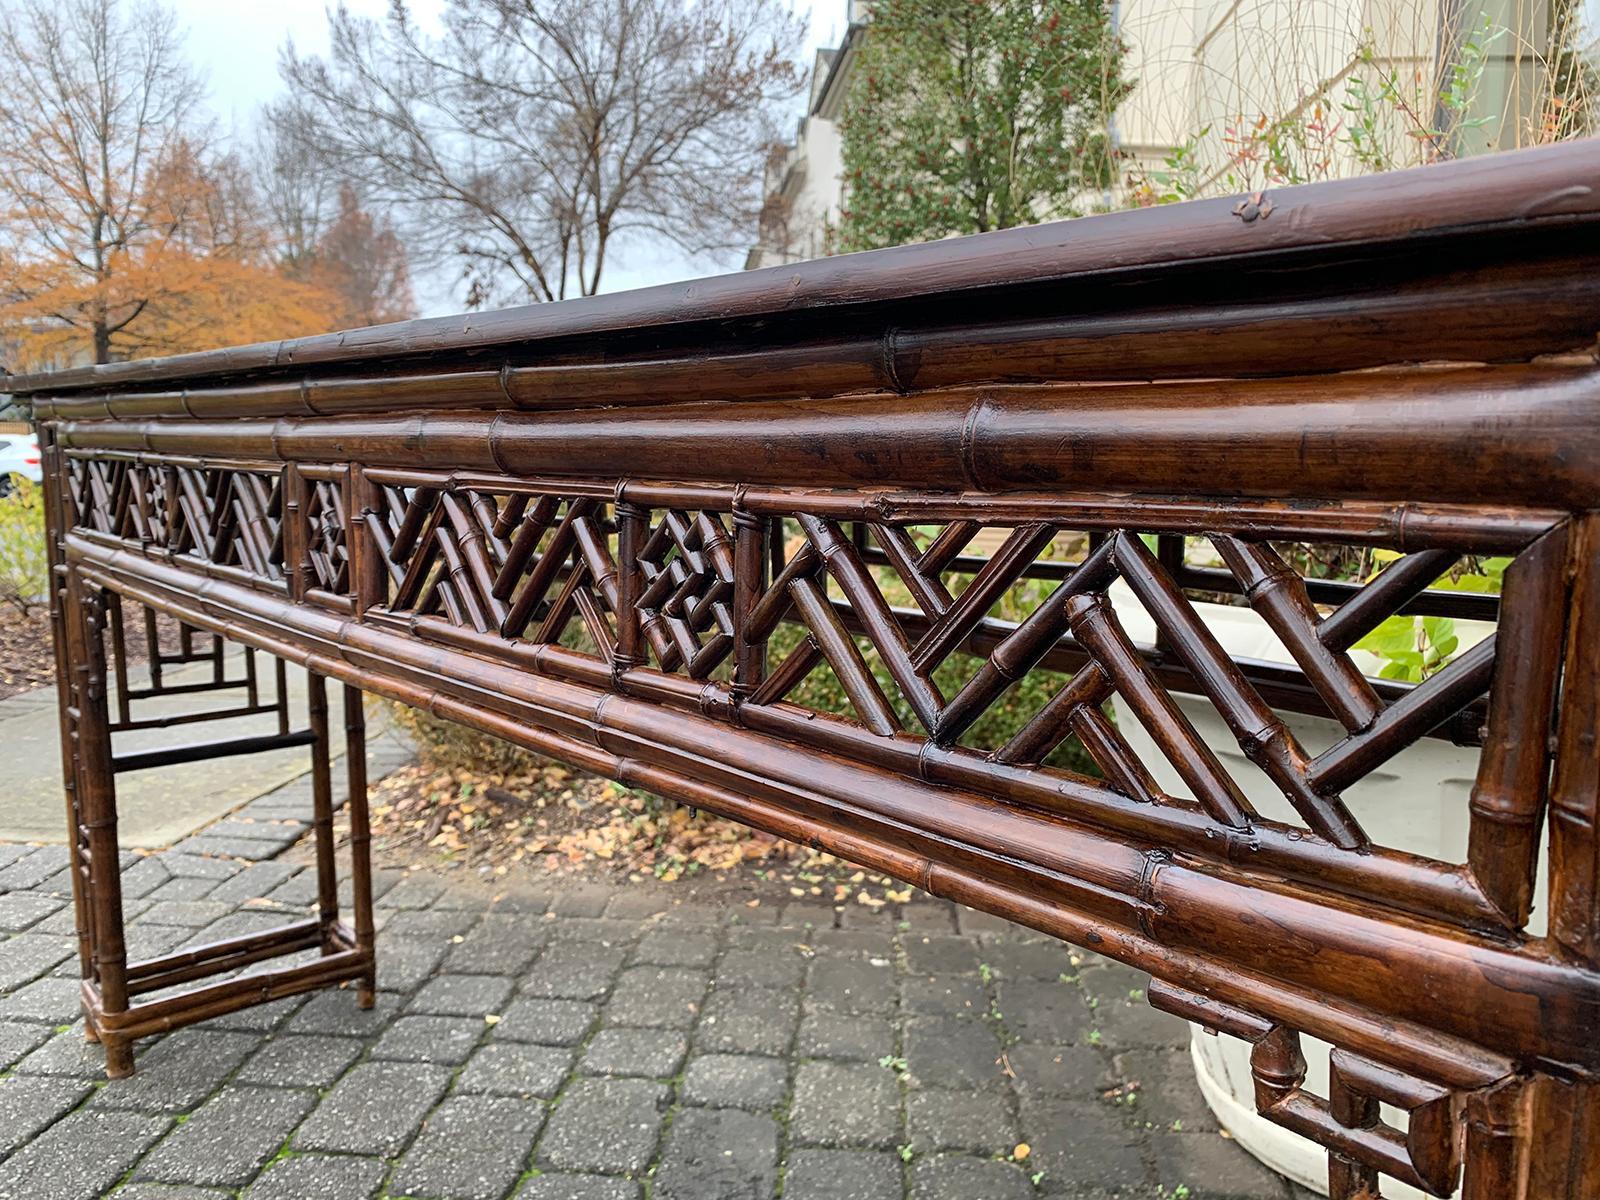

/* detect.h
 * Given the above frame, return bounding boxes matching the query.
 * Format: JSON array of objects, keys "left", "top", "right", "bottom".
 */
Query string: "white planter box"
[{"left": 1106, "top": 583, "right": 1518, "bottom": 1199}]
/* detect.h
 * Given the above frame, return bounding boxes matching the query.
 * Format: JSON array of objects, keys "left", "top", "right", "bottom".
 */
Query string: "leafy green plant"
[
  {"left": 1129, "top": 132, "right": 1208, "bottom": 205},
  {"left": 1353, "top": 552, "right": 1509, "bottom": 682},
  {"left": 837, "top": 0, "right": 1131, "bottom": 250},
  {"left": 1343, "top": 16, "right": 1502, "bottom": 170},
  {"left": 0, "top": 478, "right": 48, "bottom": 615},
  {"left": 1355, "top": 615, "right": 1460, "bottom": 683},
  {"left": 1146, "top": 12, "right": 1515, "bottom": 202}
]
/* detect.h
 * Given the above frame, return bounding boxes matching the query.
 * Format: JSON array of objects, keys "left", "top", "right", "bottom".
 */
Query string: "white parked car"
[{"left": 0, "top": 431, "right": 41, "bottom": 496}]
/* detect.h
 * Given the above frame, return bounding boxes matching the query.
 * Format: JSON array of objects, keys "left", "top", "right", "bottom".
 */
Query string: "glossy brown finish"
[
  {"left": 53, "top": 363, "right": 1600, "bottom": 508},
  {"left": 1551, "top": 514, "right": 1600, "bottom": 965},
  {"left": 19, "top": 141, "right": 1600, "bottom": 1195},
  {"left": 15, "top": 139, "right": 1600, "bottom": 401}
]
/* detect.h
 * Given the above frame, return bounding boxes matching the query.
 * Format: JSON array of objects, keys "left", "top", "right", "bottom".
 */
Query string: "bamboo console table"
[{"left": 12, "top": 140, "right": 1600, "bottom": 1198}]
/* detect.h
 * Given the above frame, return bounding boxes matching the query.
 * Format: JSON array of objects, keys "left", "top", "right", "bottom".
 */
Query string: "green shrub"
[
  {"left": 1352, "top": 551, "right": 1509, "bottom": 682},
  {"left": 0, "top": 479, "right": 49, "bottom": 615},
  {"left": 769, "top": 619, "right": 1100, "bottom": 777},
  {"left": 394, "top": 618, "right": 1101, "bottom": 781}
]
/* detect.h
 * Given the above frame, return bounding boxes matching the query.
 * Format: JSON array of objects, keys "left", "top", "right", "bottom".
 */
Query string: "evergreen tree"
[{"left": 838, "top": 0, "right": 1129, "bottom": 251}]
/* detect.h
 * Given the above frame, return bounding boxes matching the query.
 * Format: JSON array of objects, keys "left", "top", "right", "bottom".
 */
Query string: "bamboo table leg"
[
  {"left": 67, "top": 575, "right": 134, "bottom": 1077},
  {"left": 307, "top": 672, "right": 338, "bottom": 949},
  {"left": 344, "top": 685, "right": 376, "bottom": 1008},
  {"left": 42, "top": 429, "right": 93, "bottom": 1002},
  {"left": 56, "top": 616, "right": 380, "bottom": 1077}
]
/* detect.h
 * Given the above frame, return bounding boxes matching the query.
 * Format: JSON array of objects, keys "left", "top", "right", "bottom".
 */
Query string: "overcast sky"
[{"left": 169, "top": 0, "right": 848, "bottom": 315}]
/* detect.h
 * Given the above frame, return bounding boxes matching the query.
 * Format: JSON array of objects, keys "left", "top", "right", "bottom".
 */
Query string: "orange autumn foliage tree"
[
  {"left": 302, "top": 185, "right": 416, "bottom": 329},
  {"left": 0, "top": 0, "right": 344, "bottom": 372},
  {"left": 256, "top": 107, "right": 415, "bottom": 328}
]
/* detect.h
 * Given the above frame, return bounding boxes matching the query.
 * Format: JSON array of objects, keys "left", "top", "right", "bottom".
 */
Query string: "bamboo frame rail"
[{"left": 13, "top": 139, "right": 1600, "bottom": 1197}]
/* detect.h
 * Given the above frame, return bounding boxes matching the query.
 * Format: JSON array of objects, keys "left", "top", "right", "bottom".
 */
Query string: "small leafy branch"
[
  {"left": 0, "top": 478, "right": 48, "bottom": 616},
  {"left": 1353, "top": 552, "right": 1509, "bottom": 682},
  {"left": 1134, "top": 132, "right": 1208, "bottom": 206},
  {"left": 1129, "top": 15, "right": 1508, "bottom": 205},
  {"left": 1343, "top": 16, "right": 1503, "bottom": 171}
]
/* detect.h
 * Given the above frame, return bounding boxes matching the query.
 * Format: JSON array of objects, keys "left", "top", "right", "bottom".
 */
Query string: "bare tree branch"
[{"left": 280, "top": 0, "right": 805, "bottom": 304}]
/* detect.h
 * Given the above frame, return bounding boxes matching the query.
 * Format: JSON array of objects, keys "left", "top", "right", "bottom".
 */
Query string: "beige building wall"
[
  {"left": 1119, "top": 0, "right": 1562, "bottom": 194},
  {"left": 745, "top": 5, "right": 868, "bottom": 268}
]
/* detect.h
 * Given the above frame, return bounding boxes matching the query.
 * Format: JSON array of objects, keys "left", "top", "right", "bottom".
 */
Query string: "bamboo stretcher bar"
[
  {"left": 110, "top": 728, "right": 316, "bottom": 773},
  {"left": 108, "top": 701, "right": 282, "bottom": 733},
  {"left": 156, "top": 462, "right": 1554, "bottom": 551},
  {"left": 54, "top": 362, "right": 1600, "bottom": 510},
  {"left": 124, "top": 919, "right": 324, "bottom": 995},
  {"left": 71, "top": 539, "right": 1600, "bottom": 1074},
  {"left": 86, "top": 947, "right": 369, "bottom": 1040}
]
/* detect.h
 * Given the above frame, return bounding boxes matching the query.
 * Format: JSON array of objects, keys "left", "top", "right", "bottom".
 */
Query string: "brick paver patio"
[{"left": 0, "top": 743, "right": 1312, "bottom": 1200}]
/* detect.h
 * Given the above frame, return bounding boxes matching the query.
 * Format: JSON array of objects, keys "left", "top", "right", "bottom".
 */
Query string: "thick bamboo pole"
[
  {"left": 39, "top": 428, "right": 93, "bottom": 990},
  {"left": 1466, "top": 526, "right": 1570, "bottom": 927},
  {"left": 14, "top": 139, "right": 1600, "bottom": 402},
  {"left": 71, "top": 540, "right": 1600, "bottom": 1074},
  {"left": 343, "top": 684, "right": 375, "bottom": 1007},
  {"left": 306, "top": 672, "right": 338, "bottom": 945},
  {"left": 64, "top": 573, "right": 132, "bottom": 1077},
  {"left": 55, "top": 363, "right": 1600, "bottom": 510},
  {"left": 65, "top": 461, "right": 1559, "bottom": 551},
  {"left": 1550, "top": 515, "right": 1600, "bottom": 965}
]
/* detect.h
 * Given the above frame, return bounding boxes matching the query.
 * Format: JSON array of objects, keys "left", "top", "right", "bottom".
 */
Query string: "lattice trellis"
[
  {"left": 302, "top": 478, "right": 349, "bottom": 596},
  {"left": 630, "top": 507, "right": 738, "bottom": 678},
  {"left": 745, "top": 519, "right": 1505, "bottom": 856},
  {"left": 367, "top": 486, "right": 621, "bottom": 656},
  {"left": 66, "top": 457, "right": 285, "bottom": 584},
  {"left": 347, "top": 486, "right": 1522, "bottom": 866},
  {"left": 69, "top": 466, "right": 1517, "bottom": 873}
]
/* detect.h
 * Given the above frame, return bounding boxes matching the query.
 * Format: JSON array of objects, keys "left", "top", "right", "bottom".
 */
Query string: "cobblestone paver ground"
[{"left": 0, "top": 745, "right": 1315, "bottom": 1200}]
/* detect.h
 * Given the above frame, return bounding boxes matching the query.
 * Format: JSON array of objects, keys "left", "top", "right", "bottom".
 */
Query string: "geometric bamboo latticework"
[{"left": 15, "top": 139, "right": 1600, "bottom": 1197}]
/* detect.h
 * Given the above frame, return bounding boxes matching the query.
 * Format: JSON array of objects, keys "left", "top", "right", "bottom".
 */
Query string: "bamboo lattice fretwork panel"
[
  {"left": 77, "top": 465, "right": 1555, "bottom": 938},
  {"left": 66, "top": 456, "right": 286, "bottom": 588},
  {"left": 53, "top": 467, "right": 1577, "bottom": 1198},
  {"left": 302, "top": 475, "right": 350, "bottom": 599},
  {"left": 351, "top": 480, "right": 1538, "bottom": 909},
  {"left": 20, "top": 142, "right": 1600, "bottom": 1195}
]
